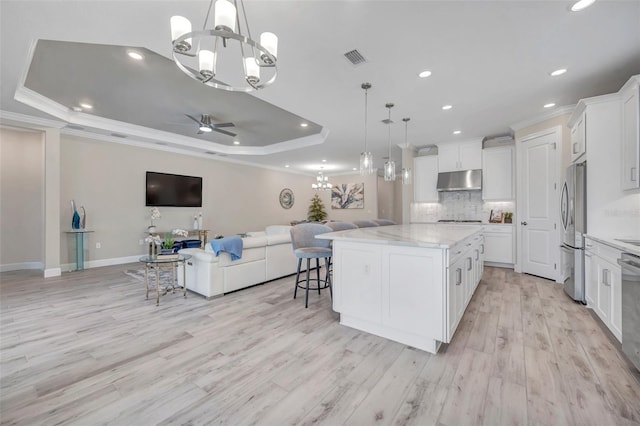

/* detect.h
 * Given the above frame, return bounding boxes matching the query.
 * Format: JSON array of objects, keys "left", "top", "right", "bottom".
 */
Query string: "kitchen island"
[{"left": 318, "top": 224, "right": 484, "bottom": 353}]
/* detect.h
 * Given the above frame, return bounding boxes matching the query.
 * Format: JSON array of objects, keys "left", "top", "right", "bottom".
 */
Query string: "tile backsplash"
[{"left": 411, "top": 191, "right": 515, "bottom": 223}]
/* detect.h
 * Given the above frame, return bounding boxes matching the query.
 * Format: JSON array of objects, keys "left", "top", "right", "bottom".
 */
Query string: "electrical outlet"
[{"left": 96, "top": 242, "right": 101, "bottom": 249}]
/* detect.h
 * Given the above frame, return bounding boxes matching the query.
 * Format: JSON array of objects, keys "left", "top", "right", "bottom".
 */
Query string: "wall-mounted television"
[{"left": 145, "top": 171, "right": 202, "bottom": 207}]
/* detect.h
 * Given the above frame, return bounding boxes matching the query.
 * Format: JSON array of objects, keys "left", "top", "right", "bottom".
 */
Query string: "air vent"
[
  {"left": 344, "top": 49, "right": 367, "bottom": 66},
  {"left": 66, "top": 125, "right": 84, "bottom": 131},
  {"left": 110, "top": 133, "right": 127, "bottom": 138},
  {"left": 381, "top": 119, "right": 393, "bottom": 124}
]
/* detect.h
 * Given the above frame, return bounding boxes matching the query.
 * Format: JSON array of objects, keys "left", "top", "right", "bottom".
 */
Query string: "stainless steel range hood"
[{"left": 437, "top": 169, "right": 482, "bottom": 191}]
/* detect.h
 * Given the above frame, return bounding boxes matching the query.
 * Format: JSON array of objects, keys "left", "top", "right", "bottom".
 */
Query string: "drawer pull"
[
  {"left": 602, "top": 269, "right": 610, "bottom": 286},
  {"left": 475, "top": 249, "right": 479, "bottom": 260},
  {"left": 456, "top": 268, "right": 462, "bottom": 285},
  {"left": 467, "top": 257, "right": 472, "bottom": 271},
  {"left": 573, "top": 142, "right": 578, "bottom": 154},
  {"left": 480, "top": 244, "right": 485, "bottom": 254},
  {"left": 187, "top": 261, "right": 193, "bottom": 266}
]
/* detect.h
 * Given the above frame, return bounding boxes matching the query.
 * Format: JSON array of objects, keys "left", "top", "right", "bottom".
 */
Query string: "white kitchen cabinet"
[
  {"left": 621, "top": 78, "right": 639, "bottom": 190},
  {"left": 414, "top": 155, "right": 439, "bottom": 202},
  {"left": 584, "top": 237, "right": 622, "bottom": 342},
  {"left": 482, "top": 225, "right": 514, "bottom": 265},
  {"left": 482, "top": 146, "right": 514, "bottom": 201},
  {"left": 437, "top": 140, "right": 482, "bottom": 172},
  {"left": 570, "top": 111, "right": 586, "bottom": 163}
]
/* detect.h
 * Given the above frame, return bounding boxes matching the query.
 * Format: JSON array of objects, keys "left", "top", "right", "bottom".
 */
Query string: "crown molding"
[
  {"left": 0, "top": 110, "right": 65, "bottom": 129},
  {"left": 510, "top": 105, "right": 575, "bottom": 132}
]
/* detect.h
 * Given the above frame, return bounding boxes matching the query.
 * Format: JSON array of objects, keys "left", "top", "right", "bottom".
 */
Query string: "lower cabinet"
[
  {"left": 482, "top": 225, "right": 514, "bottom": 265},
  {"left": 585, "top": 238, "right": 622, "bottom": 341}
]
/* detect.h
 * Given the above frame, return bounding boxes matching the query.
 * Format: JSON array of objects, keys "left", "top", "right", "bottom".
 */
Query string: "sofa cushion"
[
  {"left": 242, "top": 236, "right": 268, "bottom": 249},
  {"left": 265, "top": 225, "right": 292, "bottom": 235},
  {"left": 246, "top": 231, "right": 266, "bottom": 238},
  {"left": 266, "top": 233, "right": 291, "bottom": 246}
]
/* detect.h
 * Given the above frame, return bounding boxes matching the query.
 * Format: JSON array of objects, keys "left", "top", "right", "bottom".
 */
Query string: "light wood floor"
[{"left": 1, "top": 265, "right": 639, "bottom": 425}]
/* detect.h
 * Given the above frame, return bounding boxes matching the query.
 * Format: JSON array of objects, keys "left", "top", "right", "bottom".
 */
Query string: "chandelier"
[
  {"left": 384, "top": 103, "right": 396, "bottom": 182},
  {"left": 360, "top": 83, "right": 374, "bottom": 175},
  {"left": 170, "top": 0, "right": 278, "bottom": 92},
  {"left": 401, "top": 117, "right": 412, "bottom": 185},
  {"left": 312, "top": 172, "right": 332, "bottom": 191}
]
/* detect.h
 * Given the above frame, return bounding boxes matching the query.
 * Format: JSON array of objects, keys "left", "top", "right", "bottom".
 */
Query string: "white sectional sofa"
[{"left": 178, "top": 225, "right": 301, "bottom": 298}]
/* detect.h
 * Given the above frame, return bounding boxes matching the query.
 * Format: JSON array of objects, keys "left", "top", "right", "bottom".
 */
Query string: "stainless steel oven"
[{"left": 619, "top": 252, "right": 640, "bottom": 371}]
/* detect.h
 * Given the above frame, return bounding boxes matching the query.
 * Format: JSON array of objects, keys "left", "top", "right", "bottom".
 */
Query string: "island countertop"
[{"left": 317, "top": 223, "right": 482, "bottom": 249}]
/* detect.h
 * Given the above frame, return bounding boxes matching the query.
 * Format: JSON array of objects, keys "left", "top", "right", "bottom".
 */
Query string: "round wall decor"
[{"left": 279, "top": 188, "right": 294, "bottom": 209}]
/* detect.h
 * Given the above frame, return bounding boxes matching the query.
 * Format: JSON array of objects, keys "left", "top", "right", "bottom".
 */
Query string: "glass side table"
[
  {"left": 65, "top": 230, "right": 94, "bottom": 271},
  {"left": 138, "top": 254, "right": 192, "bottom": 306}
]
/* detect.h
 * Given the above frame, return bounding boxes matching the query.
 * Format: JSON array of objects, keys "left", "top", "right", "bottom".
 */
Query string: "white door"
[{"left": 520, "top": 131, "right": 558, "bottom": 280}]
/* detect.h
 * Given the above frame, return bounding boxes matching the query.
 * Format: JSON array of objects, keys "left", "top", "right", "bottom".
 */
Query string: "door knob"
[{"left": 521, "top": 221, "right": 528, "bottom": 226}]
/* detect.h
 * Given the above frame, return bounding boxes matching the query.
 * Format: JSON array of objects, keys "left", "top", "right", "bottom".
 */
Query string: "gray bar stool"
[
  {"left": 372, "top": 219, "right": 396, "bottom": 226},
  {"left": 353, "top": 220, "right": 379, "bottom": 228},
  {"left": 290, "top": 223, "right": 333, "bottom": 308}
]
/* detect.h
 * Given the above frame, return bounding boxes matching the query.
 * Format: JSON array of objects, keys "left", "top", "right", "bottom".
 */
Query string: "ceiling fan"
[{"left": 186, "top": 114, "right": 236, "bottom": 137}]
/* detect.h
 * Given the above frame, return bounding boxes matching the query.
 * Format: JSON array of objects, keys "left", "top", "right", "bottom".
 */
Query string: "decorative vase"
[{"left": 72, "top": 210, "right": 81, "bottom": 230}]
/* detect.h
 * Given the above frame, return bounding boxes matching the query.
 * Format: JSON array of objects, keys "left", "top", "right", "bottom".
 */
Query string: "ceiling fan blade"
[
  {"left": 211, "top": 122, "right": 235, "bottom": 128},
  {"left": 197, "top": 130, "right": 204, "bottom": 135},
  {"left": 185, "top": 114, "right": 202, "bottom": 124},
  {"left": 212, "top": 127, "right": 237, "bottom": 137}
]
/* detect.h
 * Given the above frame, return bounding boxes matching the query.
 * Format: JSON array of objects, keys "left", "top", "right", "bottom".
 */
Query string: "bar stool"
[
  {"left": 290, "top": 223, "right": 333, "bottom": 308},
  {"left": 372, "top": 219, "right": 396, "bottom": 226},
  {"left": 353, "top": 220, "right": 379, "bottom": 228},
  {"left": 325, "top": 221, "right": 358, "bottom": 232}
]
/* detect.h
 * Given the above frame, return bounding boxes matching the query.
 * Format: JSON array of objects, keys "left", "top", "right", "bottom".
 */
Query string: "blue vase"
[{"left": 72, "top": 210, "right": 81, "bottom": 229}]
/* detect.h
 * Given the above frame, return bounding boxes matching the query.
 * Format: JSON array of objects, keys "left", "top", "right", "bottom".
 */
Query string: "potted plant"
[
  {"left": 504, "top": 212, "right": 513, "bottom": 224},
  {"left": 308, "top": 194, "right": 328, "bottom": 222}
]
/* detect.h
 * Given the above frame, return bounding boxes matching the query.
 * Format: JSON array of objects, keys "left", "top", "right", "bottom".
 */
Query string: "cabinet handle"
[
  {"left": 467, "top": 257, "right": 472, "bottom": 271},
  {"left": 187, "top": 261, "right": 193, "bottom": 266},
  {"left": 632, "top": 167, "right": 637, "bottom": 182},
  {"left": 475, "top": 249, "right": 479, "bottom": 260},
  {"left": 456, "top": 268, "right": 462, "bottom": 285},
  {"left": 480, "top": 244, "right": 485, "bottom": 254},
  {"left": 602, "top": 268, "right": 610, "bottom": 286},
  {"left": 573, "top": 142, "right": 578, "bottom": 154}
]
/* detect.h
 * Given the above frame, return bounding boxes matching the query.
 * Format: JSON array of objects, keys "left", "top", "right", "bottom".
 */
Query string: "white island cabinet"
[{"left": 318, "top": 224, "right": 483, "bottom": 354}]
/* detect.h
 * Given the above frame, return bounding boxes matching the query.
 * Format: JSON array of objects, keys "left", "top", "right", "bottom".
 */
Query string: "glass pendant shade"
[
  {"left": 360, "top": 151, "right": 373, "bottom": 175},
  {"left": 198, "top": 50, "right": 215, "bottom": 78},
  {"left": 244, "top": 57, "right": 260, "bottom": 85},
  {"left": 402, "top": 167, "right": 412, "bottom": 184},
  {"left": 384, "top": 160, "right": 396, "bottom": 181},
  {"left": 260, "top": 32, "right": 278, "bottom": 63},
  {"left": 214, "top": 0, "right": 237, "bottom": 32},
  {"left": 170, "top": 16, "right": 192, "bottom": 51}
]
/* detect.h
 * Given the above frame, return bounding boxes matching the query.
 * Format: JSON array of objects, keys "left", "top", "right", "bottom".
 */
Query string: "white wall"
[
  {"left": 0, "top": 127, "right": 44, "bottom": 270},
  {"left": 59, "top": 134, "right": 322, "bottom": 264}
]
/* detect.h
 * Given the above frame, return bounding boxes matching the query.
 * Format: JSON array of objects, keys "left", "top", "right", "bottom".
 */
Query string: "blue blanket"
[{"left": 210, "top": 236, "right": 243, "bottom": 261}]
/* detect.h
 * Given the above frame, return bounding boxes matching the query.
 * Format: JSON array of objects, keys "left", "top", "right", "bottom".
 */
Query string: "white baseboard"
[
  {"left": 484, "top": 261, "right": 514, "bottom": 269},
  {"left": 0, "top": 262, "right": 44, "bottom": 272},
  {"left": 62, "top": 255, "right": 141, "bottom": 272},
  {"left": 44, "top": 267, "right": 62, "bottom": 278}
]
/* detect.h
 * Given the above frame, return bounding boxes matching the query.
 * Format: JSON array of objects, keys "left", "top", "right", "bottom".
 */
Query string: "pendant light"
[
  {"left": 401, "top": 117, "right": 412, "bottom": 185},
  {"left": 384, "top": 103, "right": 396, "bottom": 182},
  {"left": 360, "top": 83, "right": 374, "bottom": 175}
]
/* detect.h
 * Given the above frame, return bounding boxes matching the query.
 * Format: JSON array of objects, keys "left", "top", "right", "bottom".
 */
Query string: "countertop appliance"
[
  {"left": 560, "top": 161, "right": 586, "bottom": 303},
  {"left": 619, "top": 252, "right": 640, "bottom": 371}
]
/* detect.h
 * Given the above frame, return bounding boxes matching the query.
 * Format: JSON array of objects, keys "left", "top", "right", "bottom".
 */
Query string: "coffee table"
[{"left": 138, "top": 254, "right": 192, "bottom": 306}]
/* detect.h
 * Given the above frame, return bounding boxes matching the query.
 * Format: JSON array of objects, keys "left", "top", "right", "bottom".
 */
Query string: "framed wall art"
[{"left": 331, "top": 183, "right": 364, "bottom": 209}]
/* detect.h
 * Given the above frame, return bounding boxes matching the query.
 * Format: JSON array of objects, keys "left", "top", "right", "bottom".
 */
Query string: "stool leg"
[
  {"left": 305, "top": 258, "right": 311, "bottom": 308},
  {"left": 316, "top": 258, "right": 321, "bottom": 295},
  {"left": 293, "top": 258, "right": 302, "bottom": 299},
  {"left": 326, "top": 257, "right": 332, "bottom": 299}
]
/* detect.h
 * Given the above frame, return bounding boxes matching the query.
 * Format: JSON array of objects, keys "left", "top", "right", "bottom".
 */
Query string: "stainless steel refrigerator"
[{"left": 560, "top": 161, "right": 586, "bottom": 303}]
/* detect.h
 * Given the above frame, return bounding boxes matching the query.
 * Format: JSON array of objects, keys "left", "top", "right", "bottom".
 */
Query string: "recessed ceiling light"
[
  {"left": 418, "top": 70, "right": 432, "bottom": 78},
  {"left": 72, "top": 106, "right": 82, "bottom": 112},
  {"left": 352, "top": 167, "right": 357, "bottom": 171},
  {"left": 233, "top": 141, "right": 240, "bottom": 145},
  {"left": 322, "top": 159, "right": 327, "bottom": 162},
  {"left": 550, "top": 68, "right": 567, "bottom": 76},
  {"left": 544, "top": 103, "right": 556, "bottom": 108},
  {"left": 300, "top": 123, "right": 308, "bottom": 127},
  {"left": 571, "top": 0, "right": 596, "bottom": 12},
  {"left": 442, "top": 105, "right": 453, "bottom": 110},
  {"left": 453, "top": 130, "right": 461, "bottom": 135},
  {"left": 127, "top": 51, "right": 144, "bottom": 60},
  {"left": 79, "top": 103, "right": 93, "bottom": 109},
  {"left": 285, "top": 164, "right": 290, "bottom": 168}
]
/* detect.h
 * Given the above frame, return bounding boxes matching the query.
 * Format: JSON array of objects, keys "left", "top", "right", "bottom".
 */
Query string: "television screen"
[{"left": 146, "top": 171, "right": 202, "bottom": 207}]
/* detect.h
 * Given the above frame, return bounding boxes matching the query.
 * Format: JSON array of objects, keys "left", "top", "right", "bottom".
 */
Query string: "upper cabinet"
[
  {"left": 414, "top": 155, "right": 439, "bottom": 202},
  {"left": 437, "top": 140, "right": 482, "bottom": 172},
  {"left": 482, "top": 146, "right": 514, "bottom": 201},
  {"left": 570, "top": 111, "right": 586, "bottom": 163},
  {"left": 621, "top": 77, "right": 640, "bottom": 190}
]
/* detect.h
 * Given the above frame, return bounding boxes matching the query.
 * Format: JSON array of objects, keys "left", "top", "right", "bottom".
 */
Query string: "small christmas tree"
[{"left": 308, "top": 194, "right": 328, "bottom": 222}]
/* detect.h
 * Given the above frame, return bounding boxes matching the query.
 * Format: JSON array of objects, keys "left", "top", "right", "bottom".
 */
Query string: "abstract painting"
[{"left": 331, "top": 183, "right": 364, "bottom": 209}]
